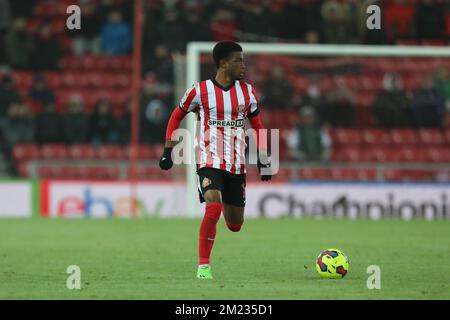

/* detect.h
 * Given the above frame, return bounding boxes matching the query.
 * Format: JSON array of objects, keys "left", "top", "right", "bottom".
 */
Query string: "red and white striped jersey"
[{"left": 179, "top": 78, "right": 260, "bottom": 175}]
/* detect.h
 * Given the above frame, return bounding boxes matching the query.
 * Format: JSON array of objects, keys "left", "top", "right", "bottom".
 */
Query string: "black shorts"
[{"left": 197, "top": 167, "right": 246, "bottom": 207}]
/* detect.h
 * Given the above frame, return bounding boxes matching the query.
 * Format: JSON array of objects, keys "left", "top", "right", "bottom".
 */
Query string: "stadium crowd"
[{"left": 0, "top": 0, "right": 450, "bottom": 177}]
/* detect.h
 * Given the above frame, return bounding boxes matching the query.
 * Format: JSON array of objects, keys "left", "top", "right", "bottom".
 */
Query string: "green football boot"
[{"left": 197, "top": 265, "right": 213, "bottom": 279}]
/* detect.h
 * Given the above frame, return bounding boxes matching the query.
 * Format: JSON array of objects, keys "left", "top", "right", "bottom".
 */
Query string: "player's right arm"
[{"left": 159, "top": 85, "right": 199, "bottom": 170}]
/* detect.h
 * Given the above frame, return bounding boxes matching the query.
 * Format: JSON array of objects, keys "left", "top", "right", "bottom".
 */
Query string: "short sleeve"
[
  {"left": 179, "top": 84, "right": 199, "bottom": 113},
  {"left": 247, "top": 84, "right": 260, "bottom": 118}
]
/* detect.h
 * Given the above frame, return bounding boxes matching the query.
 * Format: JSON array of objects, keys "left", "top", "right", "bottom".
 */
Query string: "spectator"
[
  {"left": 372, "top": 72, "right": 412, "bottom": 128},
  {"left": 304, "top": 30, "right": 321, "bottom": 44},
  {"left": 3, "top": 17, "right": 35, "bottom": 69},
  {"left": 0, "top": 0, "right": 12, "bottom": 65},
  {"left": 383, "top": 0, "right": 415, "bottom": 42},
  {"left": 35, "top": 102, "right": 62, "bottom": 143},
  {"left": 261, "top": 65, "right": 294, "bottom": 109},
  {"left": 143, "top": 44, "right": 174, "bottom": 84},
  {"left": 155, "top": 10, "right": 191, "bottom": 53},
  {"left": 9, "top": 0, "right": 37, "bottom": 18},
  {"left": 432, "top": 68, "right": 450, "bottom": 111},
  {"left": 0, "top": 75, "right": 21, "bottom": 122},
  {"left": 97, "top": 0, "right": 132, "bottom": 26},
  {"left": 1, "top": 102, "right": 35, "bottom": 155},
  {"left": 142, "top": 2, "right": 165, "bottom": 58},
  {"left": 323, "top": 77, "right": 355, "bottom": 127},
  {"left": 33, "top": 22, "right": 62, "bottom": 70},
  {"left": 141, "top": 99, "right": 168, "bottom": 145},
  {"left": 275, "top": 0, "right": 321, "bottom": 41},
  {"left": 302, "top": 74, "right": 327, "bottom": 124},
  {"left": 115, "top": 99, "right": 131, "bottom": 145},
  {"left": 237, "top": 0, "right": 274, "bottom": 41},
  {"left": 28, "top": 74, "right": 55, "bottom": 112},
  {"left": 415, "top": 0, "right": 446, "bottom": 42},
  {"left": 89, "top": 98, "right": 118, "bottom": 145},
  {"left": 101, "top": 10, "right": 132, "bottom": 55},
  {"left": 411, "top": 77, "right": 446, "bottom": 128},
  {"left": 287, "top": 106, "right": 331, "bottom": 162},
  {"left": 71, "top": 0, "right": 102, "bottom": 56},
  {"left": 62, "top": 95, "right": 89, "bottom": 144},
  {"left": 321, "top": 0, "right": 358, "bottom": 44},
  {"left": 183, "top": 11, "right": 211, "bottom": 44},
  {"left": 210, "top": 8, "right": 239, "bottom": 41},
  {"left": 140, "top": 81, "right": 169, "bottom": 144}
]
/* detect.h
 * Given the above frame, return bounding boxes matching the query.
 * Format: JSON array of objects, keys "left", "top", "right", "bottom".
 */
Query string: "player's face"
[{"left": 225, "top": 52, "right": 245, "bottom": 80}]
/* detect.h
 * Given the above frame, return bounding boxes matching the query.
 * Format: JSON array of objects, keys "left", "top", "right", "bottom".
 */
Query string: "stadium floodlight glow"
[{"left": 185, "top": 42, "right": 450, "bottom": 216}]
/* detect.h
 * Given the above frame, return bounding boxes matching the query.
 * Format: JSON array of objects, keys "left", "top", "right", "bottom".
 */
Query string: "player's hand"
[
  {"left": 159, "top": 147, "right": 173, "bottom": 170},
  {"left": 257, "top": 153, "right": 272, "bottom": 181}
]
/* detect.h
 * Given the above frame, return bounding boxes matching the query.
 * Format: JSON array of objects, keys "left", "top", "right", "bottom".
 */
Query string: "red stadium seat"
[
  {"left": 361, "top": 147, "right": 392, "bottom": 162},
  {"left": 96, "top": 145, "right": 126, "bottom": 160},
  {"left": 331, "top": 146, "right": 363, "bottom": 162},
  {"left": 68, "top": 166, "right": 86, "bottom": 179},
  {"left": 137, "top": 145, "right": 156, "bottom": 160},
  {"left": 38, "top": 166, "right": 66, "bottom": 179},
  {"left": 17, "top": 161, "right": 29, "bottom": 177},
  {"left": 299, "top": 168, "right": 331, "bottom": 180},
  {"left": 330, "top": 168, "right": 376, "bottom": 181},
  {"left": 398, "top": 147, "right": 427, "bottom": 162},
  {"left": 40, "top": 144, "right": 69, "bottom": 160},
  {"left": 152, "top": 144, "right": 165, "bottom": 159},
  {"left": 427, "top": 148, "right": 450, "bottom": 163},
  {"left": 138, "top": 167, "right": 172, "bottom": 180},
  {"left": 357, "top": 169, "right": 377, "bottom": 181},
  {"left": 390, "top": 129, "right": 419, "bottom": 145},
  {"left": 69, "top": 144, "right": 96, "bottom": 160},
  {"left": 330, "top": 129, "right": 363, "bottom": 146},
  {"left": 384, "top": 170, "right": 434, "bottom": 182},
  {"left": 418, "top": 129, "right": 445, "bottom": 145},
  {"left": 273, "top": 167, "right": 292, "bottom": 181},
  {"left": 444, "top": 128, "right": 450, "bottom": 144},
  {"left": 44, "top": 71, "right": 62, "bottom": 89},
  {"left": 13, "top": 144, "right": 40, "bottom": 161},
  {"left": 330, "top": 168, "right": 360, "bottom": 181},
  {"left": 362, "top": 128, "right": 392, "bottom": 145},
  {"left": 60, "top": 55, "right": 83, "bottom": 69},
  {"left": 245, "top": 167, "right": 260, "bottom": 182},
  {"left": 84, "top": 166, "right": 120, "bottom": 180},
  {"left": 61, "top": 72, "right": 89, "bottom": 88},
  {"left": 11, "top": 71, "right": 34, "bottom": 89}
]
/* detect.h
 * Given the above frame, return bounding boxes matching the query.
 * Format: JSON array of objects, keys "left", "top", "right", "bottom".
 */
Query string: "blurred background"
[{"left": 0, "top": 0, "right": 449, "bottom": 185}]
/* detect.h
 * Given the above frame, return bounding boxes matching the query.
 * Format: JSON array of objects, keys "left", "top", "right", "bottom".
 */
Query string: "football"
[{"left": 316, "top": 248, "right": 349, "bottom": 279}]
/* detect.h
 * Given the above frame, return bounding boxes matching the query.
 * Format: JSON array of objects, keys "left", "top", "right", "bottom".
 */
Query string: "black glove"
[
  {"left": 159, "top": 147, "right": 173, "bottom": 170},
  {"left": 257, "top": 153, "right": 272, "bottom": 181}
]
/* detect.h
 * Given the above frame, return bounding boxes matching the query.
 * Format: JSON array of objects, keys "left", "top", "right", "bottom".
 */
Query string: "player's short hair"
[{"left": 213, "top": 41, "right": 243, "bottom": 68}]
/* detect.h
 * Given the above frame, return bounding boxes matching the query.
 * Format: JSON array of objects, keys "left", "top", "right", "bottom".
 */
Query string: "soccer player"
[{"left": 159, "top": 41, "right": 271, "bottom": 279}]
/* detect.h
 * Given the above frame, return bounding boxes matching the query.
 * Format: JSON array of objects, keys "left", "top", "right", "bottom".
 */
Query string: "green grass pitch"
[{"left": 0, "top": 218, "right": 449, "bottom": 299}]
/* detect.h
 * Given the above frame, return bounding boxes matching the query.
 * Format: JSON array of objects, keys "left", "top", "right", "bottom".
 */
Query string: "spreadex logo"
[
  {"left": 258, "top": 193, "right": 450, "bottom": 220},
  {"left": 208, "top": 119, "right": 244, "bottom": 128}
]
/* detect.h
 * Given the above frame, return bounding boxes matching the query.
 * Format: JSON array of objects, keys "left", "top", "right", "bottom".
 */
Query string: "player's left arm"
[{"left": 247, "top": 85, "right": 271, "bottom": 181}]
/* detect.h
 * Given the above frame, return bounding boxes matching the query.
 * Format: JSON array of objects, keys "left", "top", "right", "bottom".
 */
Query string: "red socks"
[{"left": 199, "top": 202, "right": 222, "bottom": 265}]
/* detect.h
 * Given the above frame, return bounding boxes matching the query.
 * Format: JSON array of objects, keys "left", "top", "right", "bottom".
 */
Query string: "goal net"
[{"left": 180, "top": 43, "right": 450, "bottom": 216}]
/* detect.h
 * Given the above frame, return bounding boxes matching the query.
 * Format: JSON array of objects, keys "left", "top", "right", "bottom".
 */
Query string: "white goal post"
[{"left": 184, "top": 42, "right": 450, "bottom": 216}]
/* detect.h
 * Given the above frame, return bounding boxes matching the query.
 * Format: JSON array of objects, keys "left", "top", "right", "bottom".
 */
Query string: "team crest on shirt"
[
  {"left": 202, "top": 177, "right": 212, "bottom": 188},
  {"left": 238, "top": 104, "right": 246, "bottom": 115}
]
